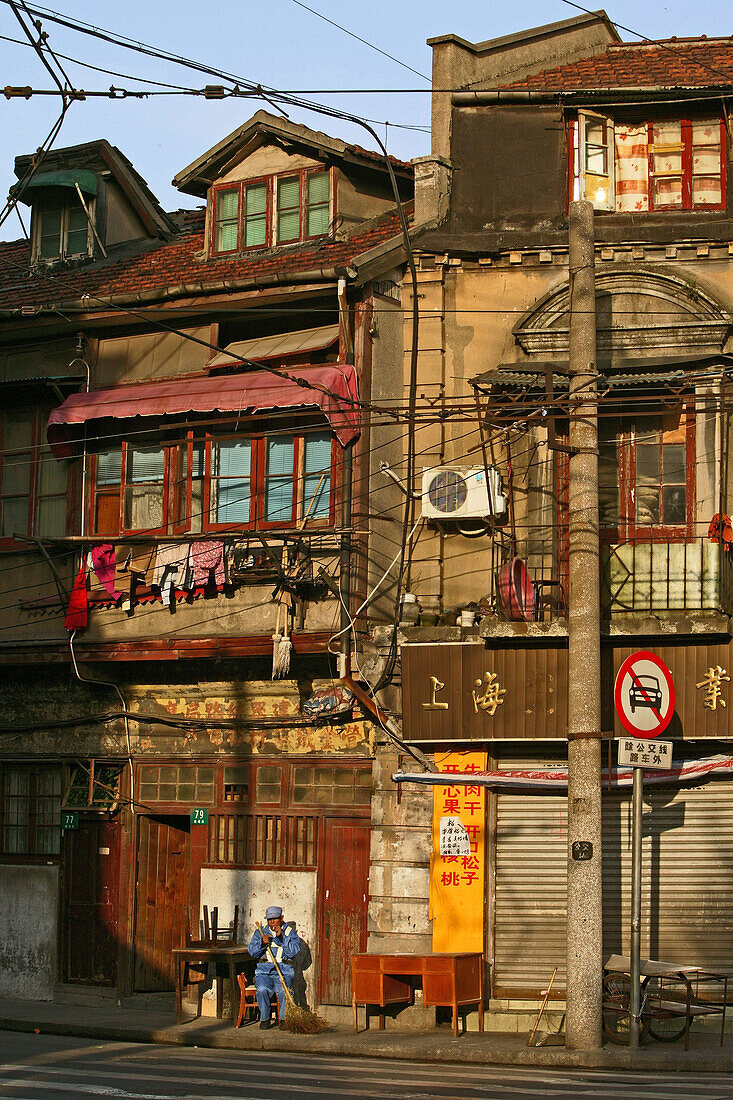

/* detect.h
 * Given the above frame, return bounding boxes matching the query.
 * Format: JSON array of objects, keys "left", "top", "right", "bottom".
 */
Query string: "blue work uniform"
[{"left": 248, "top": 921, "right": 302, "bottom": 1020}]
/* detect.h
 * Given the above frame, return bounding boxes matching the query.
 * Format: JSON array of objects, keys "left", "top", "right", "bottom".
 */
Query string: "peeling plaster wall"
[
  {"left": 0, "top": 865, "right": 58, "bottom": 1000},
  {"left": 200, "top": 868, "right": 317, "bottom": 1004}
]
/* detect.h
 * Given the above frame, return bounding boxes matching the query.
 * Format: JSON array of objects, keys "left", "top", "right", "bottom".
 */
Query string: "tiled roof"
[
  {"left": 509, "top": 39, "right": 733, "bottom": 90},
  {"left": 0, "top": 207, "right": 407, "bottom": 312}
]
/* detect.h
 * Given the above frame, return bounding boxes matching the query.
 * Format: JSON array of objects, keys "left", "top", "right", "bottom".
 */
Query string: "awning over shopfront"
[{"left": 47, "top": 362, "right": 360, "bottom": 456}]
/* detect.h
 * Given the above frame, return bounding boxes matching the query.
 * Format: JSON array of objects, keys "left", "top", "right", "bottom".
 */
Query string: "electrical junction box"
[{"left": 421, "top": 466, "right": 506, "bottom": 521}]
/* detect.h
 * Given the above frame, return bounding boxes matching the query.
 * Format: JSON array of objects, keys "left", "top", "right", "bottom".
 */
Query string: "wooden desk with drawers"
[{"left": 351, "top": 952, "right": 484, "bottom": 1036}]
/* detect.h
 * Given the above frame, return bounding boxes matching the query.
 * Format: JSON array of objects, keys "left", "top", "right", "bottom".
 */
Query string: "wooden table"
[
  {"left": 351, "top": 952, "right": 484, "bottom": 1036},
  {"left": 173, "top": 945, "right": 253, "bottom": 1023}
]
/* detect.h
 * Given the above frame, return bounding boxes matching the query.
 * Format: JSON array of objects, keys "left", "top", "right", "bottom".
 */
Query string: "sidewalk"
[{"left": 2, "top": 996, "right": 733, "bottom": 1072}]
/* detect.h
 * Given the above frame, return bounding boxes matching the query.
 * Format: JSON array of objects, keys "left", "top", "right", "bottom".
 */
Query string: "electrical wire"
[{"left": 288, "top": 0, "right": 430, "bottom": 82}]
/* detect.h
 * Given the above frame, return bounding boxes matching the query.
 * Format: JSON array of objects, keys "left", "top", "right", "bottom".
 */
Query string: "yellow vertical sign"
[{"left": 429, "top": 749, "right": 487, "bottom": 954}]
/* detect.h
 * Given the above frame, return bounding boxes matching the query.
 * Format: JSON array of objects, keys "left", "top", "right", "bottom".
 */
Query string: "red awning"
[{"left": 47, "top": 363, "right": 360, "bottom": 456}]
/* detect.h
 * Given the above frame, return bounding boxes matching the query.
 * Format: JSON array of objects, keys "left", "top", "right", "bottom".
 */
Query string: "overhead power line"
[{"left": 288, "top": 0, "right": 430, "bottom": 82}]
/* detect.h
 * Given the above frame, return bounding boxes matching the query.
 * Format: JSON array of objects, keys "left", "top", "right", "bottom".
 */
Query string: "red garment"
[
  {"left": 91, "top": 543, "right": 120, "bottom": 599},
  {"left": 708, "top": 513, "right": 733, "bottom": 550},
  {"left": 65, "top": 563, "right": 89, "bottom": 630}
]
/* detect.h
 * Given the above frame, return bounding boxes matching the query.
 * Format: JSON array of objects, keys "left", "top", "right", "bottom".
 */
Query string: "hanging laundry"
[
  {"left": 189, "top": 540, "right": 225, "bottom": 588},
  {"left": 708, "top": 513, "right": 733, "bottom": 551},
  {"left": 64, "top": 562, "right": 89, "bottom": 631},
  {"left": 90, "top": 544, "right": 121, "bottom": 600},
  {"left": 152, "top": 542, "right": 190, "bottom": 604},
  {"left": 114, "top": 543, "right": 156, "bottom": 590}
]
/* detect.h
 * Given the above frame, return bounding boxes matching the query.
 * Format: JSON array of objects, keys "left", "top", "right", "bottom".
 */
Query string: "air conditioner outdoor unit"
[{"left": 421, "top": 466, "right": 506, "bottom": 521}]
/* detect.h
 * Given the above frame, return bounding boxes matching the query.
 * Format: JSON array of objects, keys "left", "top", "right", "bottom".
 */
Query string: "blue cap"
[{"left": 265, "top": 905, "right": 283, "bottom": 920}]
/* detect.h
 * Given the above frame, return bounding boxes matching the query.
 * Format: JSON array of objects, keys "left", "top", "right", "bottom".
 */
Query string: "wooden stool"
[{"left": 236, "top": 973, "right": 281, "bottom": 1028}]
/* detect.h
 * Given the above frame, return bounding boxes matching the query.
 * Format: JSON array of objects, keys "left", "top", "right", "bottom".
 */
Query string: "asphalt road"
[{"left": 1, "top": 1031, "right": 733, "bottom": 1100}]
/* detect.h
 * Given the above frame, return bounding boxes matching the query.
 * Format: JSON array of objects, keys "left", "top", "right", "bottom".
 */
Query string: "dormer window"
[
  {"left": 36, "top": 196, "right": 90, "bottom": 261},
  {"left": 572, "top": 113, "right": 725, "bottom": 213},
  {"left": 211, "top": 168, "right": 331, "bottom": 254}
]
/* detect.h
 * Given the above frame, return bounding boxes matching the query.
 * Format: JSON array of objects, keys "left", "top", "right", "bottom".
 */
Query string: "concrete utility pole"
[{"left": 565, "top": 200, "right": 603, "bottom": 1050}]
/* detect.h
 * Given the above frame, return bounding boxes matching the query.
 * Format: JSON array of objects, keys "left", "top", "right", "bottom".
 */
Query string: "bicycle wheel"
[
  {"left": 644, "top": 976, "right": 688, "bottom": 1043},
  {"left": 602, "top": 973, "right": 651, "bottom": 1045}
]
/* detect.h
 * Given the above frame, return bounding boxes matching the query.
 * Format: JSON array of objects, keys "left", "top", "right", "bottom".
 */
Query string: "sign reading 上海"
[
  {"left": 617, "top": 738, "right": 673, "bottom": 770},
  {"left": 439, "top": 816, "right": 471, "bottom": 857},
  {"left": 614, "top": 650, "right": 675, "bottom": 738}
]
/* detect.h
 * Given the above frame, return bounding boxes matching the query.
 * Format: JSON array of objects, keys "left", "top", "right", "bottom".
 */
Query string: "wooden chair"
[
  {"left": 236, "top": 972, "right": 280, "bottom": 1028},
  {"left": 205, "top": 904, "right": 239, "bottom": 944}
]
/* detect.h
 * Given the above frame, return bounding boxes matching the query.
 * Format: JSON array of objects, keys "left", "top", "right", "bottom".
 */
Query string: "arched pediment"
[{"left": 514, "top": 270, "right": 732, "bottom": 356}]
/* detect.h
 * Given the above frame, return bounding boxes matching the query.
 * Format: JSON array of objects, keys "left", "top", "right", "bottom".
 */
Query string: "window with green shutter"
[
  {"left": 306, "top": 171, "right": 330, "bottom": 237},
  {"left": 215, "top": 188, "right": 239, "bottom": 252},
  {"left": 277, "top": 176, "right": 301, "bottom": 242},
  {"left": 265, "top": 436, "right": 295, "bottom": 523},
  {"left": 244, "top": 182, "right": 267, "bottom": 247}
]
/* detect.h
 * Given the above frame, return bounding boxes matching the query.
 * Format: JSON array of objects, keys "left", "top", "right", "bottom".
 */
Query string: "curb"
[{"left": 3, "top": 1014, "right": 733, "bottom": 1072}]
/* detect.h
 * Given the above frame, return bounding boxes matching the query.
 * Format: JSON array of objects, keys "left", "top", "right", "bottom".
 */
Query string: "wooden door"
[
  {"left": 134, "top": 814, "right": 190, "bottom": 992},
  {"left": 318, "top": 818, "right": 370, "bottom": 1005},
  {"left": 63, "top": 817, "right": 120, "bottom": 985}
]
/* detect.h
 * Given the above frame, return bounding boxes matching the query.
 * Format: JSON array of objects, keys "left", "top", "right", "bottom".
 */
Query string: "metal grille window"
[
  {"left": 208, "top": 812, "right": 317, "bottom": 868},
  {"left": 292, "top": 764, "right": 372, "bottom": 806},
  {"left": 138, "top": 765, "right": 214, "bottom": 803},
  {"left": 0, "top": 765, "right": 62, "bottom": 856}
]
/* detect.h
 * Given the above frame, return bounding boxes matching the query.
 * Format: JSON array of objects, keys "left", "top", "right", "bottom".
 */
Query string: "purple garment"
[
  {"left": 90, "top": 544, "right": 120, "bottom": 599},
  {"left": 189, "top": 541, "right": 225, "bottom": 587}
]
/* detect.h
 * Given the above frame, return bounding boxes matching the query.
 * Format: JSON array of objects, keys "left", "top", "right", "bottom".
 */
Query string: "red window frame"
[
  {"left": 0, "top": 405, "right": 69, "bottom": 546},
  {"left": 648, "top": 119, "right": 726, "bottom": 212},
  {"left": 202, "top": 431, "right": 337, "bottom": 534},
  {"left": 209, "top": 168, "right": 332, "bottom": 255},
  {"left": 598, "top": 402, "right": 696, "bottom": 543},
  {"left": 91, "top": 441, "right": 171, "bottom": 538}
]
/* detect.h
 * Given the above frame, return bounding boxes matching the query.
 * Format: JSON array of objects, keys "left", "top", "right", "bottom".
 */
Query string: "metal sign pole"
[{"left": 629, "top": 764, "right": 643, "bottom": 1048}]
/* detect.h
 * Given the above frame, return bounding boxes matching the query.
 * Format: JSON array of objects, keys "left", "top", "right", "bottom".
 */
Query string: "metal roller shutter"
[{"left": 493, "top": 766, "right": 733, "bottom": 997}]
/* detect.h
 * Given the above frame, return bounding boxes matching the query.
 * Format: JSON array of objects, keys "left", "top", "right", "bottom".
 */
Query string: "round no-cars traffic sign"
[{"left": 614, "top": 650, "right": 675, "bottom": 737}]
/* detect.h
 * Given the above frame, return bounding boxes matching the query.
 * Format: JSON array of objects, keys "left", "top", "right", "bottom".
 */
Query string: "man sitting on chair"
[{"left": 248, "top": 905, "right": 301, "bottom": 1028}]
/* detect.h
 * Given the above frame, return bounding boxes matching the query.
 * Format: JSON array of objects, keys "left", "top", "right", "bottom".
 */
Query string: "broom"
[{"left": 255, "top": 922, "right": 328, "bottom": 1033}]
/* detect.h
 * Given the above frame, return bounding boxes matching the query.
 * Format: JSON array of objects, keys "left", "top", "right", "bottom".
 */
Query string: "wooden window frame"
[
  {"left": 210, "top": 168, "right": 332, "bottom": 255},
  {"left": 0, "top": 405, "right": 69, "bottom": 547},
  {"left": 91, "top": 440, "right": 170, "bottom": 538},
  {"left": 33, "top": 196, "right": 93, "bottom": 263},
  {"left": 0, "top": 763, "right": 62, "bottom": 862},
  {"left": 569, "top": 115, "right": 726, "bottom": 214},
  {"left": 599, "top": 401, "right": 696, "bottom": 542},
  {"left": 90, "top": 427, "right": 337, "bottom": 537}
]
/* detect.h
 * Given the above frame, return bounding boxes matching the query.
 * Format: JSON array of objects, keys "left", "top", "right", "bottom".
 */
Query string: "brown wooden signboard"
[{"left": 401, "top": 641, "right": 733, "bottom": 743}]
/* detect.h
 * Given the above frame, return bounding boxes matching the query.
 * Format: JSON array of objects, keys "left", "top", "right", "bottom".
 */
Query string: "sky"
[{"left": 0, "top": 0, "right": 731, "bottom": 236}]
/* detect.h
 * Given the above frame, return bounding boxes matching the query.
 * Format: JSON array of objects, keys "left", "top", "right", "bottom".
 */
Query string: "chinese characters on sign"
[
  {"left": 695, "top": 665, "right": 730, "bottom": 711},
  {"left": 430, "top": 750, "right": 486, "bottom": 954},
  {"left": 617, "top": 738, "right": 673, "bottom": 770},
  {"left": 422, "top": 676, "right": 449, "bottom": 710},
  {"left": 472, "top": 672, "right": 506, "bottom": 715},
  {"left": 439, "top": 816, "right": 471, "bottom": 857},
  {"left": 421, "top": 671, "right": 506, "bottom": 714}
]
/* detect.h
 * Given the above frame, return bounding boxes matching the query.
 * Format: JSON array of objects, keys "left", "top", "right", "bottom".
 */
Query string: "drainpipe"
[{"left": 565, "top": 200, "right": 603, "bottom": 1051}]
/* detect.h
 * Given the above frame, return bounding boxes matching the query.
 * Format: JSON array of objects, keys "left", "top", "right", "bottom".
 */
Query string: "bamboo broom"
[{"left": 255, "top": 922, "right": 328, "bottom": 1033}]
